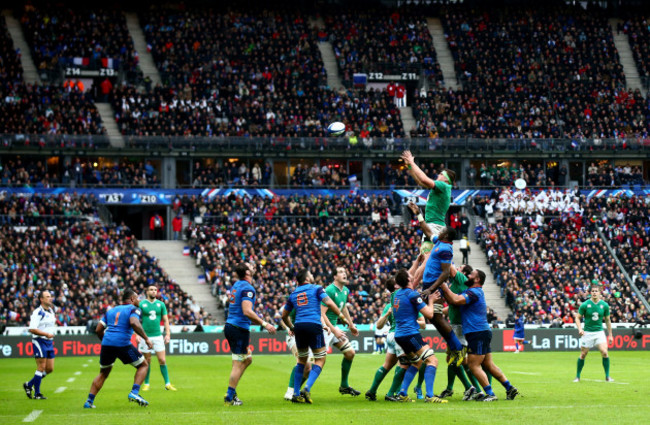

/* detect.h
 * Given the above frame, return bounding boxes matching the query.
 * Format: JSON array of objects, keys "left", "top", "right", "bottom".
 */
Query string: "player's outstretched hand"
[
  {"left": 401, "top": 150, "right": 415, "bottom": 165},
  {"left": 430, "top": 290, "right": 442, "bottom": 304},
  {"left": 407, "top": 201, "right": 420, "bottom": 215},
  {"left": 265, "top": 323, "right": 277, "bottom": 334}
]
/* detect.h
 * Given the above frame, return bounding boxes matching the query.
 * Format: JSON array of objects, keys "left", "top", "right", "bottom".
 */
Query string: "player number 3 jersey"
[
  {"left": 578, "top": 299, "right": 610, "bottom": 332},
  {"left": 139, "top": 299, "right": 167, "bottom": 337}
]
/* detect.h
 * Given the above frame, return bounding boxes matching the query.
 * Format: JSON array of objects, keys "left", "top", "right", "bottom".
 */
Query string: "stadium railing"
[{"left": 3, "top": 134, "right": 650, "bottom": 152}]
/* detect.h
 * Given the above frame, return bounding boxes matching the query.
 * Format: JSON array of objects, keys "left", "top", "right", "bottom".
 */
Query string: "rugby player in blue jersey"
[
  {"left": 282, "top": 268, "right": 348, "bottom": 404},
  {"left": 408, "top": 202, "right": 466, "bottom": 368},
  {"left": 392, "top": 269, "right": 447, "bottom": 404},
  {"left": 440, "top": 269, "right": 520, "bottom": 401},
  {"left": 224, "top": 262, "right": 277, "bottom": 406},
  {"left": 84, "top": 289, "right": 153, "bottom": 409}
]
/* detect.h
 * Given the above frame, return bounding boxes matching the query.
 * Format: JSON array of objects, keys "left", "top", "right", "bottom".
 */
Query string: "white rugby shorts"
[
  {"left": 580, "top": 331, "right": 607, "bottom": 349},
  {"left": 138, "top": 335, "right": 166, "bottom": 354}
]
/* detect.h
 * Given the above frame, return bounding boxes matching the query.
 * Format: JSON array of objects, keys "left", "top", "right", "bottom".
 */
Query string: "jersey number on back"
[
  {"left": 114, "top": 312, "right": 121, "bottom": 326},
  {"left": 297, "top": 293, "right": 308, "bottom": 306},
  {"left": 393, "top": 299, "right": 400, "bottom": 312}
]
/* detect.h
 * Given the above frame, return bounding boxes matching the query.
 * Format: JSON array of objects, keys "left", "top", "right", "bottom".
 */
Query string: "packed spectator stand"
[
  {"left": 478, "top": 189, "right": 649, "bottom": 325},
  {"left": 324, "top": 8, "right": 444, "bottom": 86},
  {"left": 0, "top": 200, "right": 209, "bottom": 328}
]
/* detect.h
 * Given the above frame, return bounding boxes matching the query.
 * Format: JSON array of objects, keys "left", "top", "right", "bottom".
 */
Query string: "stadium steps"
[
  {"left": 95, "top": 103, "right": 126, "bottom": 148},
  {"left": 138, "top": 240, "right": 221, "bottom": 322},
  {"left": 2, "top": 11, "right": 41, "bottom": 84},
  {"left": 453, "top": 245, "right": 511, "bottom": 322},
  {"left": 309, "top": 17, "right": 344, "bottom": 90},
  {"left": 426, "top": 18, "right": 460, "bottom": 91},
  {"left": 125, "top": 12, "right": 162, "bottom": 87},
  {"left": 609, "top": 18, "right": 645, "bottom": 95},
  {"left": 399, "top": 106, "right": 416, "bottom": 136}
]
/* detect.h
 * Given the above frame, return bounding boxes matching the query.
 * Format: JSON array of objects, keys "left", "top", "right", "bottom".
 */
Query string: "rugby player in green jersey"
[
  {"left": 137, "top": 285, "right": 176, "bottom": 391},
  {"left": 574, "top": 286, "right": 614, "bottom": 382}
]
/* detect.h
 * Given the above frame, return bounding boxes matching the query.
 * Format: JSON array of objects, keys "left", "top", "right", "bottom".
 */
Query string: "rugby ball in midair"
[{"left": 327, "top": 121, "right": 346, "bottom": 136}]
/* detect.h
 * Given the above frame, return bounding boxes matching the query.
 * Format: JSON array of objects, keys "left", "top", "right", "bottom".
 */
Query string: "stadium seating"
[
  {"left": 481, "top": 193, "right": 650, "bottom": 323},
  {"left": 324, "top": 8, "right": 444, "bottom": 86},
  {"left": 183, "top": 193, "right": 434, "bottom": 325},
  {"left": 0, "top": 204, "right": 207, "bottom": 328},
  {"left": 439, "top": 5, "right": 647, "bottom": 139},
  {"left": 0, "top": 17, "right": 22, "bottom": 83},
  {"left": 19, "top": 4, "right": 138, "bottom": 77}
]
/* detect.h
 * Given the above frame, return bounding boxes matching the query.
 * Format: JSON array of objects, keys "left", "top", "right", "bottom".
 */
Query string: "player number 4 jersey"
[{"left": 578, "top": 299, "right": 610, "bottom": 332}]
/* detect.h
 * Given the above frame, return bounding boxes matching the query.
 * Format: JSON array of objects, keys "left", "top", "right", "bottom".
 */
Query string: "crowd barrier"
[{"left": 1, "top": 328, "right": 648, "bottom": 358}]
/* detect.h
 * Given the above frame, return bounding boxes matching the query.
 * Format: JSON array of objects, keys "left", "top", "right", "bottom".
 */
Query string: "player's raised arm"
[
  {"left": 408, "top": 202, "right": 434, "bottom": 240},
  {"left": 440, "top": 283, "right": 467, "bottom": 306},
  {"left": 422, "top": 261, "right": 450, "bottom": 296},
  {"left": 401, "top": 150, "right": 436, "bottom": 189},
  {"left": 242, "top": 300, "right": 276, "bottom": 334}
]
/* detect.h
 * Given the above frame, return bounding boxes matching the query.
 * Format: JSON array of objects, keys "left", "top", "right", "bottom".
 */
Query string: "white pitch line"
[
  {"left": 580, "top": 378, "right": 629, "bottom": 385},
  {"left": 22, "top": 410, "right": 42, "bottom": 423},
  {"left": 510, "top": 371, "right": 541, "bottom": 375},
  {"left": 54, "top": 387, "right": 67, "bottom": 394},
  {"left": 87, "top": 359, "right": 93, "bottom": 363},
  {"left": 82, "top": 364, "right": 88, "bottom": 368},
  {"left": 74, "top": 371, "right": 81, "bottom": 375},
  {"left": 66, "top": 377, "right": 75, "bottom": 383}
]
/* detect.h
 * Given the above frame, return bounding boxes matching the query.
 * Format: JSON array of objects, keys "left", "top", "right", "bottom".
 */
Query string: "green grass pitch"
[{"left": 1, "top": 352, "right": 647, "bottom": 424}]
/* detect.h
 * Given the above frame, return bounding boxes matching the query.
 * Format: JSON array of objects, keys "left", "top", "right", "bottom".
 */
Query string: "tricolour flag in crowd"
[
  {"left": 183, "top": 246, "right": 190, "bottom": 256},
  {"left": 101, "top": 58, "right": 114, "bottom": 69},
  {"left": 73, "top": 57, "right": 90, "bottom": 66},
  {"left": 197, "top": 275, "right": 206, "bottom": 284}
]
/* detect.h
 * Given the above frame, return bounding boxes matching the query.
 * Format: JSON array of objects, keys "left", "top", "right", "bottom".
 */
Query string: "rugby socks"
[
  {"left": 515, "top": 342, "right": 519, "bottom": 351},
  {"left": 483, "top": 385, "right": 495, "bottom": 396},
  {"left": 398, "top": 365, "right": 419, "bottom": 396},
  {"left": 387, "top": 367, "right": 406, "bottom": 396},
  {"left": 304, "top": 365, "right": 322, "bottom": 392},
  {"left": 144, "top": 365, "right": 151, "bottom": 385},
  {"left": 226, "top": 386, "right": 236, "bottom": 401},
  {"left": 602, "top": 357, "right": 610, "bottom": 378},
  {"left": 500, "top": 380, "right": 513, "bottom": 391},
  {"left": 481, "top": 365, "right": 493, "bottom": 384},
  {"left": 30, "top": 371, "right": 43, "bottom": 395},
  {"left": 415, "top": 364, "right": 426, "bottom": 391},
  {"left": 131, "top": 384, "right": 141, "bottom": 395},
  {"left": 86, "top": 393, "right": 96, "bottom": 404},
  {"left": 341, "top": 358, "right": 353, "bottom": 388},
  {"left": 455, "top": 364, "right": 472, "bottom": 391},
  {"left": 289, "top": 366, "right": 296, "bottom": 388},
  {"left": 294, "top": 364, "right": 305, "bottom": 394},
  {"left": 446, "top": 364, "right": 456, "bottom": 390},
  {"left": 369, "top": 366, "right": 389, "bottom": 394},
  {"left": 576, "top": 358, "right": 585, "bottom": 378},
  {"left": 424, "top": 365, "right": 437, "bottom": 398},
  {"left": 160, "top": 365, "right": 170, "bottom": 385},
  {"left": 465, "top": 365, "right": 481, "bottom": 390}
]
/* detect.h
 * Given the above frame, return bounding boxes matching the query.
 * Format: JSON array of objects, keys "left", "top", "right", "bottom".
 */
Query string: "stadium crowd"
[
  {"left": 324, "top": 8, "right": 444, "bottom": 86},
  {"left": 0, "top": 216, "right": 208, "bottom": 329},
  {"left": 19, "top": 4, "right": 139, "bottom": 76},
  {"left": 479, "top": 192, "right": 650, "bottom": 325},
  {"left": 183, "top": 193, "right": 434, "bottom": 325}
]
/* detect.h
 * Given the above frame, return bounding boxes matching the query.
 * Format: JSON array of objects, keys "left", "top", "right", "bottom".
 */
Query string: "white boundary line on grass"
[
  {"left": 54, "top": 387, "right": 67, "bottom": 394},
  {"left": 580, "top": 378, "right": 629, "bottom": 385},
  {"left": 74, "top": 371, "right": 81, "bottom": 375},
  {"left": 22, "top": 410, "right": 42, "bottom": 423},
  {"left": 66, "top": 378, "right": 75, "bottom": 383},
  {"left": 510, "top": 371, "right": 541, "bottom": 375}
]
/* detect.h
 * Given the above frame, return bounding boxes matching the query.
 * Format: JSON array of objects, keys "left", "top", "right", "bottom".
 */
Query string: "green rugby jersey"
[
  {"left": 139, "top": 299, "right": 168, "bottom": 337},
  {"left": 448, "top": 271, "right": 470, "bottom": 325},
  {"left": 322, "top": 284, "right": 349, "bottom": 326},
  {"left": 425, "top": 181, "right": 452, "bottom": 225},
  {"left": 578, "top": 299, "right": 610, "bottom": 332}
]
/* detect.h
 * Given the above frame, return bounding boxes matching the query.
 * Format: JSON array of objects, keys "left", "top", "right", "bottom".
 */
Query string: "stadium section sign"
[{"left": 1, "top": 329, "right": 648, "bottom": 358}]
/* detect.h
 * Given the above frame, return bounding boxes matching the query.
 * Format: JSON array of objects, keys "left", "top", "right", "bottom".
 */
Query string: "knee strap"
[
  {"left": 339, "top": 341, "right": 353, "bottom": 353},
  {"left": 421, "top": 348, "right": 435, "bottom": 361},
  {"left": 397, "top": 355, "right": 411, "bottom": 366}
]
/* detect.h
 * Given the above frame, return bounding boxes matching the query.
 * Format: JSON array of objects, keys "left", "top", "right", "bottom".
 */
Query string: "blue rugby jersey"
[
  {"left": 393, "top": 288, "right": 427, "bottom": 337},
  {"left": 285, "top": 284, "right": 329, "bottom": 325},
  {"left": 100, "top": 304, "right": 141, "bottom": 346},
  {"left": 226, "top": 280, "right": 257, "bottom": 330},
  {"left": 460, "top": 287, "right": 491, "bottom": 334},
  {"left": 423, "top": 236, "right": 453, "bottom": 289}
]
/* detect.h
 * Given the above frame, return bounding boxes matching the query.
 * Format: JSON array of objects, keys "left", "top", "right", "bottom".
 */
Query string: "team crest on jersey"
[
  {"left": 246, "top": 291, "right": 254, "bottom": 298},
  {"left": 417, "top": 297, "right": 423, "bottom": 304}
]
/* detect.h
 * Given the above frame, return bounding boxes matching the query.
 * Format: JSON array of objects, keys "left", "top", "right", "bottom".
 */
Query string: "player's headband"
[{"left": 442, "top": 170, "right": 452, "bottom": 184}]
